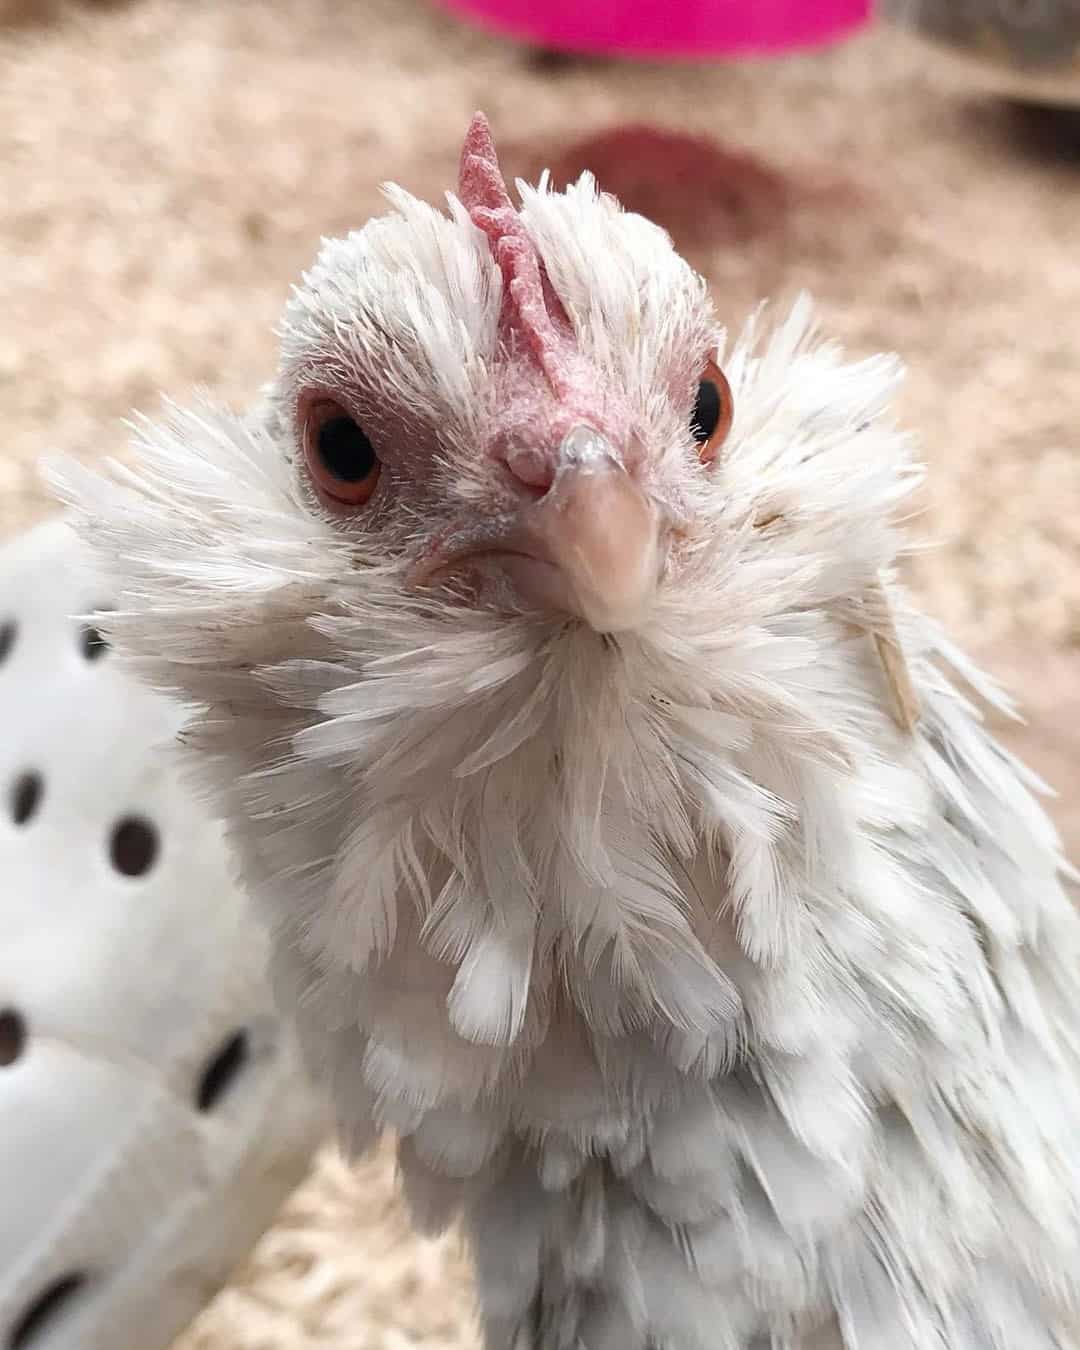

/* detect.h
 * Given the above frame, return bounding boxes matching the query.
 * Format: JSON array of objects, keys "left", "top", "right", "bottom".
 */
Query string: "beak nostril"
[{"left": 504, "top": 446, "right": 555, "bottom": 495}]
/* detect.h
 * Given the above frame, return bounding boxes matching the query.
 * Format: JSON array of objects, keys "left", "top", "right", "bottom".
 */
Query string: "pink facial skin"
[{"left": 297, "top": 113, "right": 707, "bottom": 634}]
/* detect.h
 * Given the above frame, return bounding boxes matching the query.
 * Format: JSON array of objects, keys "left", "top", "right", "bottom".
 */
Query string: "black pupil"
[
  {"left": 691, "top": 379, "right": 721, "bottom": 444},
  {"left": 317, "top": 415, "right": 377, "bottom": 483}
]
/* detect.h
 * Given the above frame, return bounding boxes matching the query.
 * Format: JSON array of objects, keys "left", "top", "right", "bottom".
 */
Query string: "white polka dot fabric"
[{"left": 0, "top": 518, "right": 328, "bottom": 1350}]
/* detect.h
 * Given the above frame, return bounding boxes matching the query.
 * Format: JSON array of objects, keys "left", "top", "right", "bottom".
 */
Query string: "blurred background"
[{"left": 0, "top": 0, "right": 1078, "bottom": 1345}]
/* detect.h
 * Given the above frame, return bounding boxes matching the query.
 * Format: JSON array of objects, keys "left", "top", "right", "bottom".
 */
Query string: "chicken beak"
[
  {"left": 409, "top": 426, "right": 664, "bottom": 632},
  {"left": 519, "top": 426, "right": 662, "bottom": 634}
]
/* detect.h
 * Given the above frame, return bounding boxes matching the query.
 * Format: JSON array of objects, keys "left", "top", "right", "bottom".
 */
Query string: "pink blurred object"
[{"left": 435, "top": 0, "right": 870, "bottom": 57}]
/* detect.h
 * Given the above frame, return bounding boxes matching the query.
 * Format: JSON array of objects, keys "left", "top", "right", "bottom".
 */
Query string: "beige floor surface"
[{"left": 1, "top": 3, "right": 1078, "bottom": 1345}]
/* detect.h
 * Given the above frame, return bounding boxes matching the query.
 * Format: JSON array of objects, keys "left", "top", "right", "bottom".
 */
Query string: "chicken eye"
[
  {"left": 691, "top": 358, "right": 734, "bottom": 466},
  {"left": 302, "top": 397, "right": 381, "bottom": 506}
]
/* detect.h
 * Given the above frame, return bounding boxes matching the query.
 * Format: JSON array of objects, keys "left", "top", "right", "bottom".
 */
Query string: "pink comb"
[{"left": 459, "top": 113, "right": 571, "bottom": 393}]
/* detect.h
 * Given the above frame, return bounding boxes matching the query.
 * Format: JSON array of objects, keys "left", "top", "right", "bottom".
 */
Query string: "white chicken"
[{"left": 56, "top": 114, "right": 1080, "bottom": 1349}]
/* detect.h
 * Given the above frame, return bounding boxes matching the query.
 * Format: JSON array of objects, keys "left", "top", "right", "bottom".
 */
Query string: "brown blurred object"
[
  {"left": 884, "top": 0, "right": 1080, "bottom": 108},
  {"left": 0, "top": 1, "right": 1078, "bottom": 1346},
  {"left": 510, "top": 124, "right": 797, "bottom": 247},
  {"left": 0, "top": 0, "right": 134, "bottom": 26}
]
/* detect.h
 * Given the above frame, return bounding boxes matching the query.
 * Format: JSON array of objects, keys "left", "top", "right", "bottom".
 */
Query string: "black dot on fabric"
[
  {"left": 9, "top": 1273, "right": 88, "bottom": 1349},
  {"left": 109, "top": 816, "right": 159, "bottom": 877},
  {"left": 0, "top": 1009, "right": 26, "bottom": 1068},
  {"left": 196, "top": 1030, "right": 250, "bottom": 1112},
  {"left": 10, "top": 773, "right": 42, "bottom": 826},
  {"left": 80, "top": 625, "right": 108, "bottom": 661}
]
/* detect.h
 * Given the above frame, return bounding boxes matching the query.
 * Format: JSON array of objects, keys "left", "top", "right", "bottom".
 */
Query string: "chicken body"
[{"left": 59, "top": 116, "right": 1080, "bottom": 1348}]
